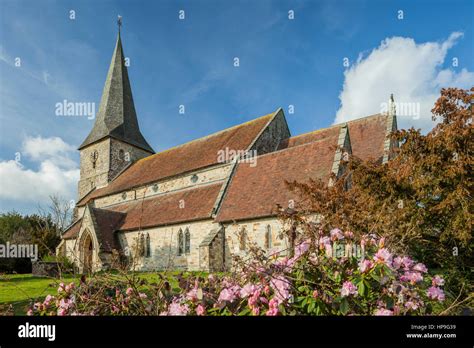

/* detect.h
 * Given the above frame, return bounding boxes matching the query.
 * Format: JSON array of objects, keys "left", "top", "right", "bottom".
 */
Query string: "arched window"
[
  {"left": 265, "top": 225, "right": 272, "bottom": 249},
  {"left": 145, "top": 233, "right": 151, "bottom": 257},
  {"left": 139, "top": 234, "right": 145, "bottom": 257},
  {"left": 184, "top": 228, "right": 191, "bottom": 254},
  {"left": 178, "top": 229, "right": 184, "bottom": 256},
  {"left": 239, "top": 228, "right": 247, "bottom": 251}
]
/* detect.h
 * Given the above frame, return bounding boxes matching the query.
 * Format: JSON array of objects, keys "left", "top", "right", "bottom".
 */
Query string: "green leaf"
[
  {"left": 315, "top": 304, "right": 321, "bottom": 315},
  {"left": 238, "top": 307, "right": 251, "bottom": 316},
  {"left": 357, "top": 281, "right": 365, "bottom": 297},
  {"left": 340, "top": 298, "right": 349, "bottom": 315},
  {"left": 308, "top": 301, "right": 315, "bottom": 313}
]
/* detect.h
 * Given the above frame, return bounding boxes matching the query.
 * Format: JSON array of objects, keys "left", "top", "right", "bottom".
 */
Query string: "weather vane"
[{"left": 117, "top": 15, "right": 122, "bottom": 31}]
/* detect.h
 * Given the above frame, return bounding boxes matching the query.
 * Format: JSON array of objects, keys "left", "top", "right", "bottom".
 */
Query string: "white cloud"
[
  {"left": 335, "top": 32, "right": 474, "bottom": 132},
  {"left": 0, "top": 136, "right": 79, "bottom": 204},
  {"left": 22, "top": 136, "right": 77, "bottom": 169}
]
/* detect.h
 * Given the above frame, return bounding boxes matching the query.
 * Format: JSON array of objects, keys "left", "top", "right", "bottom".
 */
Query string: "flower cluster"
[{"left": 27, "top": 228, "right": 446, "bottom": 316}]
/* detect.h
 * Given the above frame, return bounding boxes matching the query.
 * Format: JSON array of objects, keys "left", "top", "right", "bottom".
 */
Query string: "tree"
[
  {"left": 0, "top": 195, "right": 70, "bottom": 273},
  {"left": 283, "top": 88, "right": 473, "bottom": 302},
  {"left": 38, "top": 195, "right": 73, "bottom": 236}
]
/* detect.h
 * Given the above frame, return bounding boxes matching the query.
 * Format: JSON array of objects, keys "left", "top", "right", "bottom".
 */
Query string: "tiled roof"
[
  {"left": 90, "top": 208, "right": 125, "bottom": 252},
  {"left": 62, "top": 219, "right": 82, "bottom": 239},
  {"left": 77, "top": 113, "right": 274, "bottom": 206},
  {"left": 279, "top": 114, "right": 389, "bottom": 163},
  {"left": 215, "top": 133, "right": 340, "bottom": 222},
  {"left": 347, "top": 114, "right": 389, "bottom": 163},
  {"left": 278, "top": 126, "right": 340, "bottom": 150},
  {"left": 67, "top": 184, "right": 222, "bottom": 242},
  {"left": 106, "top": 182, "right": 222, "bottom": 231}
]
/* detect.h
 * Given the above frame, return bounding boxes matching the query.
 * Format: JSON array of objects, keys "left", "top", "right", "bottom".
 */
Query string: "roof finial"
[
  {"left": 117, "top": 15, "right": 122, "bottom": 34},
  {"left": 389, "top": 93, "right": 396, "bottom": 116}
]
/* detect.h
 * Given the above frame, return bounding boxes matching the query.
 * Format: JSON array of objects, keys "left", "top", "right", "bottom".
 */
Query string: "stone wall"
[
  {"left": 222, "top": 217, "right": 289, "bottom": 270},
  {"left": 32, "top": 262, "right": 61, "bottom": 277},
  {"left": 117, "top": 219, "right": 220, "bottom": 271},
  {"left": 78, "top": 138, "right": 153, "bottom": 200},
  {"left": 108, "top": 138, "right": 153, "bottom": 181},
  {"left": 93, "top": 164, "right": 232, "bottom": 209},
  {"left": 71, "top": 207, "right": 105, "bottom": 273},
  {"left": 250, "top": 109, "right": 291, "bottom": 156},
  {"left": 199, "top": 228, "right": 225, "bottom": 272},
  {"left": 78, "top": 139, "right": 111, "bottom": 199}
]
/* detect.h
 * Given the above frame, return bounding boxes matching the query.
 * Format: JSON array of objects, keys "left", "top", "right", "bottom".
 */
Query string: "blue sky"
[{"left": 0, "top": 0, "right": 473, "bottom": 214}]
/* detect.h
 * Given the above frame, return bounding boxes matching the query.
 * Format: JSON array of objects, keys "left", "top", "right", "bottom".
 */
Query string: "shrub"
[{"left": 27, "top": 228, "right": 447, "bottom": 316}]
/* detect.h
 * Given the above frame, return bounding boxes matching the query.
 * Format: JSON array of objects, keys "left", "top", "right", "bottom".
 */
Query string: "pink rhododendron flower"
[
  {"left": 319, "top": 236, "right": 331, "bottom": 248},
  {"left": 330, "top": 228, "right": 344, "bottom": 241},
  {"left": 167, "top": 299, "right": 190, "bottom": 316},
  {"left": 359, "top": 259, "right": 374, "bottom": 273},
  {"left": 139, "top": 293, "right": 147, "bottom": 299},
  {"left": 43, "top": 295, "right": 53, "bottom": 307},
  {"left": 341, "top": 281, "right": 357, "bottom": 297},
  {"left": 427, "top": 286, "right": 445, "bottom": 301},
  {"left": 59, "top": 299, "right": 71, "bottom": 310},
  {"left": 373, "top": 248, "right": 393, "bottom": 267},
  {"left": 27, "top": 309, "right": 33, "bottom": 316},
  {"left": 218, "top": 286, "right": 240, "bottom": 303},
  {"left": 240, "top": 284, "right": 258, "bottom": 298},
  {"left": 196, "top": 304, "right": 206, "bottom": 316},
  {"left": 57, "top": 308, "right": 67, "bottom": 316},
  {"left": 344, "top": 231, "right": 354, "bottom": 239},
  {"left": 248, "top": 287, "right": 262, "bottom": 311},
  {"left": 392, "top": 256, "right": 403, "bottom": 270},
  {"left": 274, "top": 257, "right": 291, "bottom": 271},
  {"left": 400, "top": 256, "right": 414, "bottom": 270},
  {"left": 266, "top": 298, "right": 279, "bottom": 316},
  {"left": 413, "top": 263, "right": 428, "bottom": 273},
  {"left": 294, "top": 240, "right": 311, "bottom": 259},
  {"left": 312, "top": 290, "right": 319, "bottom": 299},
  {"left": 404, "top": 301, "right": 421, "bottom": 311},
  {"left": 126, "top": 287, "right": 133, "bottom": 296},
  {"left": 400, "top": 271, "right": 423, "bottom": 284},
  {"left": 186, "top": 287, "right": 199, "bottom": 301},
  {"left": 432, "top": 275, "right": 445, "bottom": 287},
  {"left": 374, "top": 308, "right": 393, "bottom": 316},
  {"left": 57, "top": 283, "right": 65, "bottom": 293},
  {"left": 324, "top": 243, "right": 333, "bottom": 257},
  {"left": 270, "top": 275, "right": 291, "bottom": 304}
]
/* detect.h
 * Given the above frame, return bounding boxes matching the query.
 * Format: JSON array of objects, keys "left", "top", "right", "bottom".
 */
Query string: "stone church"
[{"left": 56, "top": 31, "right": 398, "bottom": 273}]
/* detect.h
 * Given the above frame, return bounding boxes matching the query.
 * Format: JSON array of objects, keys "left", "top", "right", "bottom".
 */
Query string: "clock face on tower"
[{"left": 90, "top": 150, "right": 99, "bottom": 169}]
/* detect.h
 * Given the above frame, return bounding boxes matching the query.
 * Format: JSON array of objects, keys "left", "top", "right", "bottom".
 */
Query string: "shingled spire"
[{"left": 79, "top": 28, "right": 154, "bottom": 153}]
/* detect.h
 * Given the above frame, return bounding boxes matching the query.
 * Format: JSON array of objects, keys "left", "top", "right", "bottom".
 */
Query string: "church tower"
[{"left": 78, "top": 25, "right": 154, "bottom": 199}]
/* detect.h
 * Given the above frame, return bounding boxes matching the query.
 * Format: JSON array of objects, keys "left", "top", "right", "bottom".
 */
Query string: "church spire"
[{"left": 79, "top": 20, "right": 154, "bottom": 153}]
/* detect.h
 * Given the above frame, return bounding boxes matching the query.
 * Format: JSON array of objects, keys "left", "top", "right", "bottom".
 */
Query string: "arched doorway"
[{"left": 82, "top": 232, "right": 93, "bottom": 273}]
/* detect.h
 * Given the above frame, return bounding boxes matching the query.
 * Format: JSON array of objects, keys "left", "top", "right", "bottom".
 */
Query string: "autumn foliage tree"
[{"left": 284, "top": 88, "right": 473, "bottom": 302}]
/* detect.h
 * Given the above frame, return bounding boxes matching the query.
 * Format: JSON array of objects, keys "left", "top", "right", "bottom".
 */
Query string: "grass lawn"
[{"left": 0, "top": 271, "right": 205, "bottom": 315}]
